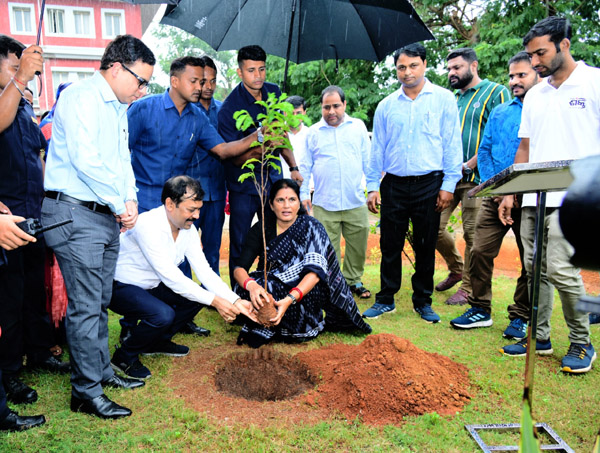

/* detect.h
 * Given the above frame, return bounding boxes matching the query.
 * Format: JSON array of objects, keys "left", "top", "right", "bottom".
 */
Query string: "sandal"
[{"left": 350, "top": 284, "right": 372, "bottom": 299}]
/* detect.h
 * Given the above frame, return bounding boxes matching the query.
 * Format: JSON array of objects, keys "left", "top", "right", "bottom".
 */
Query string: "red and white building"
[{"left": 0, "top": 0, "right": 158, "bottom": 115}]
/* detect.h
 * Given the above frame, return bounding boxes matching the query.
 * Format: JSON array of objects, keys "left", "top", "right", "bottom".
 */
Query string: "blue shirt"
[
  {"left": 186, "top": 98, "right": 226, "bottom": 201},
  {"left": 218, "top": 81, "right": 282, "bottom": 195},
  {"left": 477, "top": 97, "right": 523, "bottom": 182},
  {"left": 128, "top": 90, "right": 224, "bottom": 211},
  {"left": 45, "top": 72, "right": 136, "bottom": 215},
  {"left": 366, "top": 80, "right": 463, "bottom": 194},
  {"left": 0, "top": 99, "right": 46, "bottom": 218},
  {"left": 300, "top": 114, "right": 370, "bottom": 211}
]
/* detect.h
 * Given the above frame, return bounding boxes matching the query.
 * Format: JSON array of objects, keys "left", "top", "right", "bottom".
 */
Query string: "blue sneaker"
[
  {"left": 561, "top": 343, "right": 597, "bottom": 374},
  {"left": 503, "top": 318, "right": 528, "bottom": 339},
  {"left": 500, "top": 338, "right": 553, "bottom": 356},
  {"left": 590, "top": 313, "right": 600, "bottom": 325},
  {"left": 362, "top": 303, "right": 396, "bottom": 319},
  {"left": 414, "top": 305, "right": 440, "bottom": 324},
  {"left": 450, "top": 307, "right": 492, "bottom": 329}
]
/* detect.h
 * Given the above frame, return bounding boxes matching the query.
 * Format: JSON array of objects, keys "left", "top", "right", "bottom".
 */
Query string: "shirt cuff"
[
  {"left": 440, "top": 181, "right": 457, "bottom": 194},
  {"left": 366, "top": 182, "right": 380, "bottom": 193}
]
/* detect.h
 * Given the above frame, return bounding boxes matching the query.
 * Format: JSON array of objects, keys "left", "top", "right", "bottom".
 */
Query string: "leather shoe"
[
  {"left": 445, "top": 288, "right": 469, "bottom": 306},
  {"left": 102, "top": 374, "right": 145, "bottom": 390},
  {"left": 0, "top": 410, "right": 45, "bottom": 432},
  {"left": 179, "top": 321, "right": 211, "bottom": 337},
  {"left": 435, "top": 272, "right": 462, "bottom": 292},
  {"left": 29, "top": 355, "right": 71, "bottom": 374},
  {"left": 3, "top": 376, "right": 38, "bottom": 405},
  {"left": 70, "top": 394, "right": 131, "bottom": 419}
]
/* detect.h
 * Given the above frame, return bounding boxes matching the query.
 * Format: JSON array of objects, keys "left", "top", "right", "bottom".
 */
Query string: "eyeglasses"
[{"left": 121, "top": 63, "right": 149, "bottom": 89}]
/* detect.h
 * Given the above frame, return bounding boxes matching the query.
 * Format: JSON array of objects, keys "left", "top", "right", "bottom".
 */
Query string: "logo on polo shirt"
[{"left": 569, "top": 98, "right": 586, "bottom": 109}]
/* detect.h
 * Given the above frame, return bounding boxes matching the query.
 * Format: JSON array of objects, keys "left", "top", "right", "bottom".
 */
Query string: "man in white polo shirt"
[
  {"left": 109, "top": 176, "right": 256, "bottom": 380},
  {"left": 498, "top": 16, "right": 599, "bottom": 374}
]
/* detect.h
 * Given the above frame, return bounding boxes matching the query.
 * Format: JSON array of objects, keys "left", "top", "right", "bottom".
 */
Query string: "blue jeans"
[{"left": 109, "top": 281, "right": 201, "bottom": 363}]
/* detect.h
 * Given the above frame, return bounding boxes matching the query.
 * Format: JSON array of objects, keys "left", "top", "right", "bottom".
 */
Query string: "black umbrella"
[{"left": 161, "top": 0, "right": 434, "bottom": 90}]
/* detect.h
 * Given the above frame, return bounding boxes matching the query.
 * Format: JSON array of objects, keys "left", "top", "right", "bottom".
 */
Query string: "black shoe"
[
  {"left": 141, "top": 340, "right": 189, "bottom": 357},
  {"left": 119, "top": 326, "right": 133, "bottom": 345},
  {"left": 3, "top": 376, "right": 38, "bottom": 405},
  {"left": 102, "top": 374, "right": 145, "bottom": 389},
  {"left": 0, "top": 410, "right": 46, "bottom": 432},
  {"left": 111, "top": 349, "right": 152, "bottom": 380},
  {"left": 29, "top": 355, "right": 71, "bottom": 374},
  {"left": 70, "top": 394, "right": 131, "bottom": 419},
  {"left": 179, "top": 321, "right": 211, "bottom": 337}
]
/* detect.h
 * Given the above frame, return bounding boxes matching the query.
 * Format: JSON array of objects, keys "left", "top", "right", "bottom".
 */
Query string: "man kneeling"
[{"left": 109, "top": 176, "right": 255, "bottom": 379}]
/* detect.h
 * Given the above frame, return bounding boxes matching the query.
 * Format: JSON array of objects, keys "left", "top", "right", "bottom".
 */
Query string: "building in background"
[{"left": 0, "top": 0, "right": 159, "bottom": 116}]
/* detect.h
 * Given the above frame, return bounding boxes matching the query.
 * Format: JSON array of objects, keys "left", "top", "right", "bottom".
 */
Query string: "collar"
[
  {"left": 93, "top": 71, "right": 119, "bottom": 104},
  {"left": 456, "top": 78, "right": 490, "bottom": 97},
  {"left": 509, "top": 97, "right": 523, "bottom": 107},
  {"left": 317, "top": 113, "right": 353, "bottom": 129},
  {"left": 398, "top": 78, "right": 434, "bottom": 99}
]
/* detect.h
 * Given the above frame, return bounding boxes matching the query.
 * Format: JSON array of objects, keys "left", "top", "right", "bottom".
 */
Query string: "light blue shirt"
[
  {"left": 366, "top": 79, "right": 463, "bottom": 194},
  {"left": 45, "top": 72, "right": 137, "bottom": 215},
  {"left": 300, "top": 114, "right": 370, "bottom": 211}
]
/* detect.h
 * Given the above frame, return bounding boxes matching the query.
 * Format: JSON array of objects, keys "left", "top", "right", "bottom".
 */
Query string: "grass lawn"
[{"left": 1, "top": 265, "right": 598, "bottom": 452}]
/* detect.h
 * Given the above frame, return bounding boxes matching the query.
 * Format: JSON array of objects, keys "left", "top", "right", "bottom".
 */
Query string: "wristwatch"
[
  {"left": 289, "top": 166, "right": 299, "bottom": 172},
  {"left": 463, "top": 163, "right": 473, "bottom": 174},
  {"left": 257, "top": 128, "right": 264, "bottom": 144}
]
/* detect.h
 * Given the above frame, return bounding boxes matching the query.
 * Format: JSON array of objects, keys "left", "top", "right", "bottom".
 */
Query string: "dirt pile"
[{"left": 296, "top": 333, "right": 471, "bottom": 425}]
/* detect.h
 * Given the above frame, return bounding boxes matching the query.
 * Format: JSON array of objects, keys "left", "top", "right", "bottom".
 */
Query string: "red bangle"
[
  {"left": 291, "top": 287, "right": 303, "bottom": 301},
  {"left": 13, "top": 76, "right": 27, "bottom": 87},
  {"left": 243, "top": 278, "right": 256, "bottom": 290}
]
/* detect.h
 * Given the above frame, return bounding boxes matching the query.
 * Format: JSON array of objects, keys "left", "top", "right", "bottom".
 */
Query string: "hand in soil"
[
  {"left": 234, "top": 299, "right": 259, "bottom": 323},
  {"left": 269, "top": 297, "right": 294, "bottom": 326},
  {"left": 256, "top": 294, "right": 278, "bottom": 327},
  {"left": 247, "top": 281, "right": 271, "bottom": 309}
]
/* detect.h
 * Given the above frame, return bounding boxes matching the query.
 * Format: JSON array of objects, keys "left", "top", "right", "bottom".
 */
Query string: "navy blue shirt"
[
  {"left": 0, "top": 99, "right": 45, "bottom": 218},
  {"left": 218, "top": 81, "right": 282, "bottom": 195},
  {"left": 128, "top": 90, "right": 224, "bottom": 212},
  {"left": 187, "top": 98, "right": 226, "bottom": 201}
]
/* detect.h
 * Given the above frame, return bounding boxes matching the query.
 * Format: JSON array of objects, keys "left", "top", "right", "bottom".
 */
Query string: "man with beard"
[
  {"left": 450, "top": 52, "right": 538, "bottom": 335},
  {"left": 498, "top": 17, "right": 598, "bottom": 373},
  {"left": 436, "top": 48, "right": 510, "bottom": 306}
]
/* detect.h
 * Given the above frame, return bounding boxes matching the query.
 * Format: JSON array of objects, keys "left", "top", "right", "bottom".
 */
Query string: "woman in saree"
[{"left": 232, "top": 179, "right": 372, "bottom": 348}]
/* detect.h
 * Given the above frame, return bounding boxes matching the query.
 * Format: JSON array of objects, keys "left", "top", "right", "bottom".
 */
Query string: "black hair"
[
  {"left": 285, "top": 95, "right": 305, "bottom": 109},
  {"left": 320, "top": 85, "right": 345, "bottom": 104},
  {"left": 447, "top": 47, "right": 478, "bottom": 63},
  {"left": 393, "top": 43, "right": 426, "bottom": 65},
  {"left": 200, "top": 55, "right": 217, "bottom": 72},
  {"left": 237, "top": 45, "right": 266, "bottom": 66},
  {"left": 99, "top": 34, "right": 155, "bottom": 70},
  {"left": 523, "top": 16, "right": 572, "bottom": 50},
  {"left": 170, "top": 56, "right": 204, "bottom": 77},
  {"left": 0, "top": 34, "right": 25, "bottom": 61},
  {"left": 508, "top": 51, "right": 532, "bottom": 66},
  {"left": 269, "top": 179, "right": 307, "bottom": 216},
  {"left": 161, "top": 175, "right": 204, "bottom": 205}
]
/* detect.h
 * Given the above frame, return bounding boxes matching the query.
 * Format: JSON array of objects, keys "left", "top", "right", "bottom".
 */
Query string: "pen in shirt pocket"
[{"left": 190, "top": 133, "right": 194, "bottom": 141}]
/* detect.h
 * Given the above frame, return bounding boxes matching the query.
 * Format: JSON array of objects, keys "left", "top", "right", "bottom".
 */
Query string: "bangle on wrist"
[
  {"left": 287, "top": 293, "right": 297, "bottom": 305},
  {"left": 233, "top": 298, "right": 240, "bottom": 305},
  {"left": 289, "top": 166, "right": 299, "bottom": 172},
  {"left": 243, "top": 277, "right": 256, "bottom": 290},
  {"left": 10, "top": 78, "right": 25, "bottom": 97},
  {"left": 13, "top": 76, "right": 27, "bottom": 87},
  {"left": 291, "top": 287, "right": 303, "bottom": 301}
]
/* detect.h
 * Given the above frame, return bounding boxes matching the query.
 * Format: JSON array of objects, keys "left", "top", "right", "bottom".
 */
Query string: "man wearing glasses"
[{"left": 42, "top": 35, "right": 155, "bottom": 420}]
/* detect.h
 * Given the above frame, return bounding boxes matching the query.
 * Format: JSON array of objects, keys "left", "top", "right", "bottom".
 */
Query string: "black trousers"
[
  {"left": 0, "top": 239, "right": 54, "bottom": 376},
  {"left": 376, "top": 172, "right": 443, "bottom": 308}
]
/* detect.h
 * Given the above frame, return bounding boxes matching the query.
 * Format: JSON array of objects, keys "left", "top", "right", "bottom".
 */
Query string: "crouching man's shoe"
[
  {"left": 179, "top": 321, "right": 211, "bottom": 337},
  {"left": 102, "top": 374, "right": 145, "bottom": 390},
  {"left": 0, "top": 410, "right": 45, "bottom": 432},
  {"left": 71, "top": 394, "right": 131, "bottom": 419},
  {"left": 3, "top": 376, "right": 37, "bottom": 405},
  {"left": 28, "top": 355, "right": 71, "bottom": 374}
]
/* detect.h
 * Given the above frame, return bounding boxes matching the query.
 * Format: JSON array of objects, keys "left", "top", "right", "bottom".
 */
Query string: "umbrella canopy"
[
  {"left": 161, "top": 0, "right": 434, "bottom": 86},
  {"left": 122, "top": 0, "right": 181, "bottom": 4}
]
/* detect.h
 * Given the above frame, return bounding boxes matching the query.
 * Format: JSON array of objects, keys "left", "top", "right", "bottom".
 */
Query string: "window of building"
[
  {"left": 8, "top": 3, "right": 35, "bottom": 35},
  {"left": 44, "top": 5, "right": 95, "bottom": 38},
  {"left": 73, "top": 11, "right": 91, "bottom": 36},
  {"left": 47, "top": 8, "right": 65, "bottom": 34},
  {"left": 51, "top": 69, "right": 94, "bottom": 95},
  {"left": 102, "top": 9, "right": 125, "bottom": 39}
]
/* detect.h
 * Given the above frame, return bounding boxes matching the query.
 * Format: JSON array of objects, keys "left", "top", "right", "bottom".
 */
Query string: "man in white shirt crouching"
[{"left": 109, "top": 175, "right": 256, "bottom": 380}]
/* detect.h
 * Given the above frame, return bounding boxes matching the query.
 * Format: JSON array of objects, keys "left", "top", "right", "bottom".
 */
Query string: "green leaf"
[
  {"left": 520, "top": 400, "right": 541, "bottom": 453},
  {"left": 238, "top": 173, "right": 256, "bottom": 184}
]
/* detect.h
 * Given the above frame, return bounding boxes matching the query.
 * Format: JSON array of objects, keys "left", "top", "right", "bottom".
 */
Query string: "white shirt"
[
  {"left": 114, "top": 206, "right": 239, "bottom": 306},
  {"left": 519, "top": 61, "right": 600, "bottom": 207},
  {"left": 300, "top": 114, "right": 370, "bottom": 211},
  {"left": 283, "top": 124, "right": 314, "bottom": 190}
]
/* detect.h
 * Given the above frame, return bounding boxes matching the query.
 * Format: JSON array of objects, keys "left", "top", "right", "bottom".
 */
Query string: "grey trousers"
[
  {"left": 521, "top": 208, "right": 590, "bottom": 344},
  {"left": 42, "top": 198, "right": 119, "bottom": 399}
]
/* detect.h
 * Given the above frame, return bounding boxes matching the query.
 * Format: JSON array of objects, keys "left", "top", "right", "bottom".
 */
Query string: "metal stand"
[{"left": 465, "top": 161, "right": 575, "bottom": 452}]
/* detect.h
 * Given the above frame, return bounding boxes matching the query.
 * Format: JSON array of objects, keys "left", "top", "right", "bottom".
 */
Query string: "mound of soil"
[
  {"left": 215, "top": 349, "right": 315, "bottom": 401},
  {"left": 296, "top": 334, "right": 471, "bottom": 425}
]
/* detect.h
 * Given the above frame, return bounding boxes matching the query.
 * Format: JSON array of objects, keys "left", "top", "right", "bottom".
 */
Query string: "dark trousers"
[
  {"left": 42, "top": 198, "right": 119, "bottom": 399},
  {"left": 0, "top": 370, "right": 9, "bottom": 421},
  {"left": 109, "top": 281, "right": 201, "bottom": 364},
  {"left": 377, "top": 172, "right": 443, "bottom": 307},
  {"left": 195, "top": 199, "right": 226, "bottom": 275},
  {"left": 468, "top": 197, "right": 529, "bottom": 318},
  {"left": 0, "top": 238, "right": 54, "bottom": 377},
  {"left": 228, "top": 191, "right": 274, "bottom": 284}
]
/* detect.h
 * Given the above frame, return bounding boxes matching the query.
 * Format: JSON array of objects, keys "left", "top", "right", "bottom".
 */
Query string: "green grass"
[{"left": 1, "top": 266, "right": 598, "bottom": 452}]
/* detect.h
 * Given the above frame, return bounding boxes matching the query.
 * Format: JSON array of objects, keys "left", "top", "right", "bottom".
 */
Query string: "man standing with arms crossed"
[
  {"left": 42, "top": 35, "right": 155, "bottom": 419},
  {"left": 450, "top": 52, "right": 538, "bottom": 335},
  {"left": 362, "top": 43, "right": 462, "bottom": 322},
  {"left": 498, "top": 17, "right": 598, "bottom": 373},
  {"left": 437, "top": 48, "right": 510, "bottom": 306}
]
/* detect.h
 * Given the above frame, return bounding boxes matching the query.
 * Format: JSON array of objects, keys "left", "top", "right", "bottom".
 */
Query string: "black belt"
[
  {"left": 45, "top": 191, "right": 113, "bottom": 215},
  {"left": 387, "top": 171, "right": 443, "bottom": 183}
]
